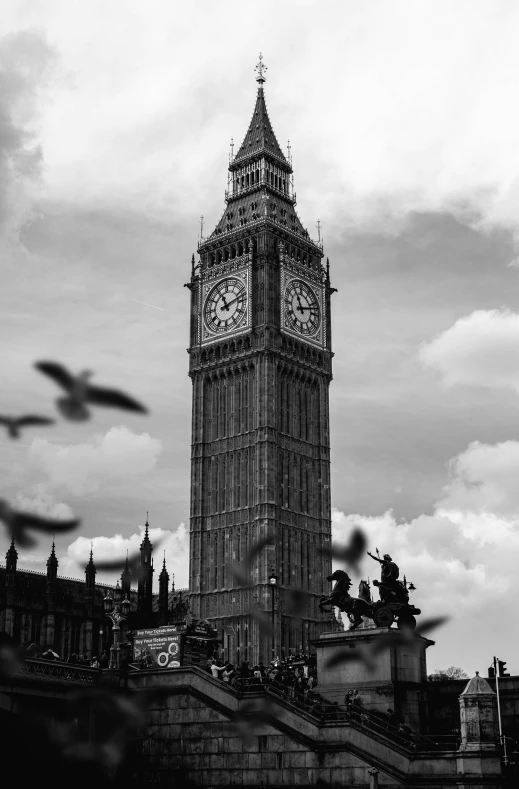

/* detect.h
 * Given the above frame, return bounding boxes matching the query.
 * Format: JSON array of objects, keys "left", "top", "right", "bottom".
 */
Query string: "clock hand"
[
  {"left": 220, "top": 294, "right": 230, "bottom": 311},
  {"left": 296, "top": 295, "right": 304, "bottom": 313},
  {"left": 222, "top": 294, "right": 243, "bottom": 310}
]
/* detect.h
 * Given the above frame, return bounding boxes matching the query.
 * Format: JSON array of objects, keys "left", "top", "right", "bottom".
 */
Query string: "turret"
[
  {"left": 158, "top": 553, "right": 170, "bottom": 626},
  {"left": 45, "top": 540, "right": 58, "bottom": 649},
  {"left": 46, "top": 540, "right": 58, "bottom": 590},
  {"left": 85, "top": 543, "right": 96, "bottom": 597},
  {"left": 5, "top": 536, "right": 17, "bottom": 580},
  {"left": 137, "top": 512, "right": 154, "bottom": 622},
  {"left": 121, "top": 552, "right": 132, "bottom": 598}
]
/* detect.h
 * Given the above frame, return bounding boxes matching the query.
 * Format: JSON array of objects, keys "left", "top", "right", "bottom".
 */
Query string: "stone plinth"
[{"left": 314, "top": 628, "right": 433, "bottom": 732}]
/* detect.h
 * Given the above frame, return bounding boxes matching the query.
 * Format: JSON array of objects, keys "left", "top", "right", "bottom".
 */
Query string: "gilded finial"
[{"left": 255, "top": 53, "right": 267, "bottom": 85}]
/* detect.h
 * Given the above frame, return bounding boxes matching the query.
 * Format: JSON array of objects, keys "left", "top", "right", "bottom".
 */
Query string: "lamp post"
[
  {"left": 103, "top": 581, "right": 130, "bottom": 670},
  {"left": 269, "top": 570, "right": 278, "bottom": 664}
]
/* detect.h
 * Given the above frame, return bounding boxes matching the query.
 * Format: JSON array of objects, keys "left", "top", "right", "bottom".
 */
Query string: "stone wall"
[{"left": 128, "top": 666, "right": 502, "bottom": 788}]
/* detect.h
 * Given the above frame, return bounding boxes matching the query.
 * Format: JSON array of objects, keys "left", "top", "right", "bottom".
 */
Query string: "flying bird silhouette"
[
  {"left": 0, "top": 498, "right": 80, "bottom": 547},
  {"left": 249, "top": 605, "right": 274, "bottom": 638},
  {"left": 318, "top": 526, "right": 367, "bottom": 573},
  {"left": 0, "top": 414, "right": 55, "bottom": 439},
  {"left": 231, "top": 534, "right": 276, "bottom": 587},
  {"left": 34, "top": 361, "right": 148, "bottom": 421},
  {"left": 285, "top": 587, "right": 310, "bottom": 620},
  {"left": 323, "top": 615, "right": 450, "bottom": 673}
]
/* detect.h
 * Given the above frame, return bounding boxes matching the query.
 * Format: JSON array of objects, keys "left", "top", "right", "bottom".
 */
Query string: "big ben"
[{"left": 186, "top": 56, "right": 340, "bottom": 665}]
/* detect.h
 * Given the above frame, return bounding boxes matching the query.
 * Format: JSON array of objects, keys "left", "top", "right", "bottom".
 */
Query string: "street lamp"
[
  {"left": 103, "top": 581, "right": 131, "bottom": 669},
  {"left": 269, "top": 570, "right": 278, "bottom": 664}
]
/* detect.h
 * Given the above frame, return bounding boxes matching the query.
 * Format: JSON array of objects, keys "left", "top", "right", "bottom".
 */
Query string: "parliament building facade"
[{"left": 0, "top": 518, "right": 188, "bottom": 657}]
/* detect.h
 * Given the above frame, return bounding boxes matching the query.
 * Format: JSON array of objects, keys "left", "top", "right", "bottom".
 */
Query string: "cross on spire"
[{"left": 255, "top": 53, "right": 267, "bottom": 85}]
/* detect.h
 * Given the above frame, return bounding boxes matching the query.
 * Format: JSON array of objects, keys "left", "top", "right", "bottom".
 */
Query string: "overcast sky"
[{"left": 2, "top": 0, "right": 519, "bottom": 673}]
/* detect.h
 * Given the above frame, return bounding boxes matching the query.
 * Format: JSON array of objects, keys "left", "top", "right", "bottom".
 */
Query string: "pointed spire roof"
[
  {"left": 140, "top": 511, "right": 152, "bottom": 549},
  {"left": 461, "top": 672, "right": 496, "bottom": 696},
  {"left": 86, "top": 541, "right": 96, "bottom": 573},
  {"left": 47, "top": 538, "right": 58, "bottom": 570},
  {"left": 232, "top": 79, "right": 290, "bottom": 169},
  {"left": 6, "top": 535, "right": 18, "bottom": 561},
  {"left": 159, "top": 551, "right": 169, "bottom": 580}
]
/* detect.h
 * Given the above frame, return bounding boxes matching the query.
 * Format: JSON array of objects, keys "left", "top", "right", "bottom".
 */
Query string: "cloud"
[
  {"left": 439, "top": 440, "right": 519, "bottom": 517},
  {"left": 419, "top": 309, "right": 519, "bottom": 393},
  {"left": 61, "top": 521, "right": 189, "bottom": 588},
  {"left": 13, "top": 483, "right": 75, "bottom": 520},
  {"left": 332, "top": 436, "right": 519, "bottom": 671},
  {"left": 0, "top": 29, "right": 57, "bottom": 239},
  {"left": 27, "top": 425, "right": 163, "bottom": 495}
]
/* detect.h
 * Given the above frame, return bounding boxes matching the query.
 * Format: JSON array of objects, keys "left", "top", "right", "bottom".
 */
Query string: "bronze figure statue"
[{"left": 319, "top": 550, "right": 421, "bottom": 631}]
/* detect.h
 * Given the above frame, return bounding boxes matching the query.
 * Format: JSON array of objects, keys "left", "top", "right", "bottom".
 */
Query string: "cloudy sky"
[{"left": 2, "top": 0, "right": 519, "bottom": 673}]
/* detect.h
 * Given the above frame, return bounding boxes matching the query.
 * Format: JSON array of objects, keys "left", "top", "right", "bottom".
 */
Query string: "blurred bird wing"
[
  {"left": 85, "top": 385, "right": 148, "bottom": 413},
  {"left": 0, "top": 416, "right": 12, "bottom": 425},
  {"left": 416, "top": 616, "right": 449, "bottom": 636},
  {"left": 243, "top": 535, "right": 276, "bottom": 569},
  {"left": 35, "top": 362, "right": 75, "bottom": 392},
  {"left": 16, "top": 415, "right": 55, "bottom": 427},
  {"left": 12, "top": 510, "right": 80, "bottom": 532}
]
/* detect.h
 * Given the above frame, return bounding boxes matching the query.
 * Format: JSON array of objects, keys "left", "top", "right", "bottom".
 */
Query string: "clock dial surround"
[
  {"left": 203, "top": 277, "right": 248, "bottom": 335},
  {"left": 284, "top": 279, "right": 321, "bottom": 336}
]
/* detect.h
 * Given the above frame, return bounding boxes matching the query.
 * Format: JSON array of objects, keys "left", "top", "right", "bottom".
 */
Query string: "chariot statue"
[{"left": 319, "top": 548, "right": 420, "bottom": 631}]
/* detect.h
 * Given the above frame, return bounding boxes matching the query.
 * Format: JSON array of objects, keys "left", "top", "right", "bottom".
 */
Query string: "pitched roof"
[
  {"left": 460, "top": 672, "right": 495, "bottom": 696},
  {"left": 232, "top": 87, "right": 290, "bottom": 170},
  {"left": 211, "top": 191, "right": 308, "bottom": 239}
]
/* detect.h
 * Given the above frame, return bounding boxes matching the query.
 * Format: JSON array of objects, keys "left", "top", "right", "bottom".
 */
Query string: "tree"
[{"left": 432, "top": 667, "right": 468, "bottom": 680}]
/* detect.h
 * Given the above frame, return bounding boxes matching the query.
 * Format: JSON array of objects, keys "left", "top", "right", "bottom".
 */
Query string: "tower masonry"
[{"left": 186, "top": 57, "right": 340, "bottom": 664}]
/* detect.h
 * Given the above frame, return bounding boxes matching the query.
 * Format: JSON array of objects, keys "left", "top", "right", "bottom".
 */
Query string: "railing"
[
  {"left": 17, "top": 658, "right": 100, "bottom": 685},
  {"left": 225, "top": 676, "right": 451, "bottom": 752}
]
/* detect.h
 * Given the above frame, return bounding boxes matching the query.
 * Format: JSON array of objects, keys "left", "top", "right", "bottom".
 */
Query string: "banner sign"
[
  {"left": 185, "top": 618, "right": 218, "bottom": 639},
  {"left": 133, "top": 627, "right": 182, "bottom": 668}
]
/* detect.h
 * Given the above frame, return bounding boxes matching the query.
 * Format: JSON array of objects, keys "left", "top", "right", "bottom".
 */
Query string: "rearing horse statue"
[{"left": 319, "top": 570, "right": 372, "bottom": 630}]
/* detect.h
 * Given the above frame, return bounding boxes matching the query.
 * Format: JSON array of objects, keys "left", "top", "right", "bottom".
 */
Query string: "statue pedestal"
[{"left": 314, "top": 627, "right": 434, "bottom": 732}]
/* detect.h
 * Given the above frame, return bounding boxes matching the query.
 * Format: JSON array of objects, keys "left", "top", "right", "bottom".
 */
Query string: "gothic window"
[
  {"left": 227, "top": 212, "right": 233, "bottom": 220},
  {"left": 236, "top": 378, "right": 242, "bottom": 434}
]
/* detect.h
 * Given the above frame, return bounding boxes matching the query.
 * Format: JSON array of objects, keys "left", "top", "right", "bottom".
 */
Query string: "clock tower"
[{"left": 186, "top": 56, "right": 340, "bottom": 664}]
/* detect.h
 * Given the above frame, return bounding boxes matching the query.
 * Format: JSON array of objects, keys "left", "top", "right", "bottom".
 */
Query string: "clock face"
[
  {"left": 284, "top": 279, "right": 321, "bottom": 336},
  {"left": 204, "top": 277, "right": 248, "bottom": 334}
]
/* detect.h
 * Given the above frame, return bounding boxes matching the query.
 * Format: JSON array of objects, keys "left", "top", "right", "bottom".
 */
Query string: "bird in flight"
[
  {"left": 0, "top": 414, "right": 55, "bottom": 439},
  {"left": 0, "top": 498, "right": 80, "bottom": 547},
  {"left": 34, "top": 361, "right": 148, "bottom": 422},
  {"left": 318, "top": 526, "right": 367, "bottom": 573}
]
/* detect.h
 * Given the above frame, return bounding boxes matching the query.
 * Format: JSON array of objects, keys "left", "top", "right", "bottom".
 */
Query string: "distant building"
[{"left": 0, "top": 515, "right": 188, "bottom": 657}]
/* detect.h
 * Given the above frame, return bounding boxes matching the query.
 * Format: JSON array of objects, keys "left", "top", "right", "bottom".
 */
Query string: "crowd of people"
[
  {"left": 204, "top": 654, "right": 415, "bottom": 739},
  {"left": 204, "top": 655, "right": 328, "bottom": 714}
]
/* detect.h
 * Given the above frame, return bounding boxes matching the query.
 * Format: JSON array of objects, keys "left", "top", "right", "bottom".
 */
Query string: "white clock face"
[
  {"left": 204, "top": 277, "right": 247, "bottom": 334},
  {"left": 284, "top": 279, "right": 321, "bottom": 336}
]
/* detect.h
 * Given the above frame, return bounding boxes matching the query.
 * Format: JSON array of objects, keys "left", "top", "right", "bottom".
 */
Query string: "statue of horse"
[{"left": 319, "top": 570, "right": 373, "bottom": 630}]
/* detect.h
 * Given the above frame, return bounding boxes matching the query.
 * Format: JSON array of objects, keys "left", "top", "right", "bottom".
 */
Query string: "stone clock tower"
[{"left": 186, "top": 56, "right": 340, "bottom": 665}]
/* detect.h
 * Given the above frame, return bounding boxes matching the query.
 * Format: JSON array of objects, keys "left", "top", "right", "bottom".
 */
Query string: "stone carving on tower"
[{"left": 186, "top": 55, "right": 338, "bottom": 664}]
